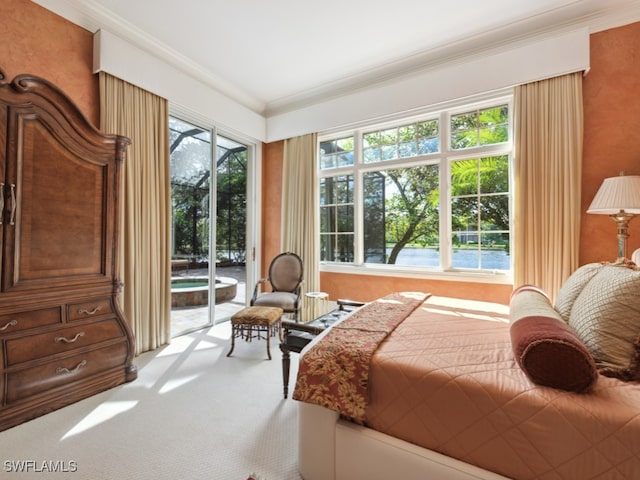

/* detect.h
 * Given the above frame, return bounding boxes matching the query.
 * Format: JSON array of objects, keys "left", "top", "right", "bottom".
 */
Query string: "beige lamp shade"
[{"left": 587, "top": 174, "right": 640, "bottom": 214}]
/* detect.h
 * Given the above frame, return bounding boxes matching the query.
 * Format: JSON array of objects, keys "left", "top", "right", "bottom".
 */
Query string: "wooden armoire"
[{"left": 0, "top": 69, "right": 137, "bottom": 432}]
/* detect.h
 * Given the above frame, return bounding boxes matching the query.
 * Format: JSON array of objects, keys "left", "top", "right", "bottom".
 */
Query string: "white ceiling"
[{"left": 33, "top": 0, "right": 640, "bottom": 117}]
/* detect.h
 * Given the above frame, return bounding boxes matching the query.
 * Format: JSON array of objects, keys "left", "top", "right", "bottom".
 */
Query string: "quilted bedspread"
[
  {"left": 293, "top": 292, "right": 429, "bottom": 422},
  {"left": 296, "top": 295, "right": 640, "bottom": 480}
]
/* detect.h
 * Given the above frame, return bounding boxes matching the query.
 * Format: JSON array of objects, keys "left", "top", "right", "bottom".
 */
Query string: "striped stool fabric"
[{"left": 227, "top": 306, "right": 283, "bottom": 360}]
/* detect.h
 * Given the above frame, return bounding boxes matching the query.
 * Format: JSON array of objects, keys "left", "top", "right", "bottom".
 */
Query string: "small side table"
[
  {"left": 279, "top": 299, "right": 365, "bottom": 398},
  {"left": 305, "top": 291, "right": 328, "bottom": 322}
]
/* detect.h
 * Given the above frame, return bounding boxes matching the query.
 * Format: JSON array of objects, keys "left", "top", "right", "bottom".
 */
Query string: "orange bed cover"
[{"left": 362, "top": 296, "right": 640, "bottom": 479}]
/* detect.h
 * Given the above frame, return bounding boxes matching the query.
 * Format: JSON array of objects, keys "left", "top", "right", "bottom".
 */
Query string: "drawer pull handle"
[
  {"left": 55, "top": 332, "right": 85, "bottom": 344},
  {"left": 0, "top": 182, "right": 4, "bottom": 225},
  {"left": 0, "top": 319, "right": 18, "bottom": 331},
  {"left": 56, "top": 360, "right": 87, "bottom": 375},
  {"left": 9, "top": 183, "right": 16, "bottom": 225},
  {"left": 78, "top": 306, "right": 102, "bottom": 316}
]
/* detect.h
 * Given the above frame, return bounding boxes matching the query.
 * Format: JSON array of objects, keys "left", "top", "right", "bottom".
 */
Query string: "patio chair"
[{"left": 251, "top": 252, "right": 303, "bottom": 322}]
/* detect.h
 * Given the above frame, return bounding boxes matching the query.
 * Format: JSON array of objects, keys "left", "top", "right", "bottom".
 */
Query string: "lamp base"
[{"left": 609, "top": 211, "right": 636, "bottom": 260}]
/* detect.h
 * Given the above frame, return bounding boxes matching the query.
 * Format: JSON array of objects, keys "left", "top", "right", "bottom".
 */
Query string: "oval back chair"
[{"left": 251, "top": 252, "right": 304, "bottom": 321}]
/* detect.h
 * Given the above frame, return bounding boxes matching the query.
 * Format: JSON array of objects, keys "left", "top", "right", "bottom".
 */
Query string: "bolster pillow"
[{"left": 509, "top": 285, "right": 598, "bottom": 393}]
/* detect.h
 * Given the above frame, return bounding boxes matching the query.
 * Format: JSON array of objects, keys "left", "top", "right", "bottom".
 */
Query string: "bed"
[{"left": 292, "top": 263, "right": 640, "bottom": 480}]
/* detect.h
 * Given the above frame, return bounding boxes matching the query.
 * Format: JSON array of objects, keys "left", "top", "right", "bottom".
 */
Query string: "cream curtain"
[
  {"left": 99, "top": 72, "right": 171, "bottom": 354},
  {"left": 514, "top": 72, "right": 584, "bottom": 301},
  {"left": 282, "top": 133, "right": 319, "bottom": 321}
]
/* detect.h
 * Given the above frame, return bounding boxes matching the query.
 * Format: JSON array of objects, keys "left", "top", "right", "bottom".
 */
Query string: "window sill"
[{"left": 320, "top": 263, "right": 513, "bottom": 285}]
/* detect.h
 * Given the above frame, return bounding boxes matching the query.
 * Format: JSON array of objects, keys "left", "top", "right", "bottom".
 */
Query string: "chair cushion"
[
  {"left": 253, "top": 292, "right": 298, "bottom": 312},
  {"left": 231, "top": 306, "right": 283, "bottom": 326},
  {"left": 510, "top": 285, "right": 598, "bottom": 392}
]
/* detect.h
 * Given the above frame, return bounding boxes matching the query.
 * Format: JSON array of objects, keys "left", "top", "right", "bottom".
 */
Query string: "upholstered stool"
[{"left": 227, "top": 306, "right": 283, "bottom": 360}]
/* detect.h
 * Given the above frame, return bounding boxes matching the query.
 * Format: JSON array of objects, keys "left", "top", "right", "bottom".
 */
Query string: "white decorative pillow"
[
  {"left": 554, "top": 262, "right": 605, "bottom": 322},
  {"left": 568, "top": 263, "right": 640, "bottom": 381}
]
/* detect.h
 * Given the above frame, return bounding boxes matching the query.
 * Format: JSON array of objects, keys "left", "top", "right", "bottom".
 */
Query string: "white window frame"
[{"left": 318, "top": 91, "right": 514, "bottom": 284}]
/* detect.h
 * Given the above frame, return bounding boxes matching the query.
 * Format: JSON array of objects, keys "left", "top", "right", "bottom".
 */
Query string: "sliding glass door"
[{"left": 169, "top": 116, "right": 249, "bottom": 337}]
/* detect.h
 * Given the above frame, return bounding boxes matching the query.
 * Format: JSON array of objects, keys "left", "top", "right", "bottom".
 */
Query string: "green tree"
[
  {"left": 383, "top": 164, "right": 440, "bottom": 264},
  {"left": 216, "top": 146, "right": 247, "bottom": 264},
  {"left": 381, "top": 104, "right": 509, "bottom": 264},
  {"left": 170, "top": 129, "right": 210, "bottom": 258},
  {"left": 450, "top": 156, "right": 509, "bottom": 233}
]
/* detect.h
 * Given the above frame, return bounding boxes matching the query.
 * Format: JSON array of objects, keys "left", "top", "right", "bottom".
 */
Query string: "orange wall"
[
  {"left": 580, "top": 22, "right": 640, "bottom": 264},
  {"left": 0, "top": 0, "right": 98, "bottom": 125},
  {"left": 321, "top": 272, "right": 513, "bottom": 304}
]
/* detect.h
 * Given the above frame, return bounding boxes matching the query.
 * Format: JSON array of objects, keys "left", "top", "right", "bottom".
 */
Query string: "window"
[{"left": 319, "top": 98, "right": 512, "bottom": 276}]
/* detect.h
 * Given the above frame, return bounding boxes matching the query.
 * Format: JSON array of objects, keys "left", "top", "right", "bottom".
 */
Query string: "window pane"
[
  {"left": 451, "top": 131, "right": 476, "bottom": 149},
  {"left": 398, "top": 140, "right": 417, "bottom": 158},
  {"left": 417, "top": 120, "right": 438, "bottom": 139},
  {"left": 451, "top": 197, "right": 477, "bottom": 232},
  {"left": 480, "top": 105, "right": 509, "bottom": 126},
  {"left": 380, "top": 128, "right": 397, "bottom": 145},
  {"left": 364, "top": 119, "right": 439, "bottom": 163},
  {"left": 480, "top": 194, "right": 509, "bottom": 231},
  {"left": 480, "top": 126, "right": 508, "bottom": 145},
  {"left": 321, "top": 234, "right": 354, "bottom": 262},
  {"left": 363, "top": 146, "right": 380, "bottom": 163},
  {"left": 320, "top": 175, "right": 354, "bottom": 263},
  {"left": 479, "top": 156, "right": 509, "bottom": 193},
  {"left": 363, "top": 132, "right": 379, "bottom": 149},
  {"left": 399, "top": 125, "right": 415, "bottom": 141},
  {"left": 451, "top": 104, "right": 509, "bottom": 150},
  {"left": 418, "top": 137, "right": 439, "bottom": 154},
  {"left": 452, "top": 245, "right": 479, "bottom": 269},
  {"left": 480, "top": 232, "right": 510, "bottom": 270},
  {"left": 319, "top": 206, "right": 331, "bottom": 231},
  {"left": 451, "top": 159, "right": 479, "bottom": 195},
  {"left": 336, "top": 176, "right": 354, "bottom": 203},
  {"left": 451, "top": 154, "right": 510, "bottom": 271},
  {"left": 320, "top": 136, "right": 354, "bottom": 169},
  {"left": 381, "top": 145, "right": 398, "bottom": 160},
  {"left": 364, "top": 164, "right": 440, "bottom": 267},
  {"left": 363, "top": 172, "right": 387, "bottom": 263},
  {"left": 320, "top": 175, "right": 353, "bottom": 204},
  {"left": 319, "top": 178, "right": 329, "bottom": 205},
  {"left": 337, "top": 205, "right": 354, "bottom": 231}
]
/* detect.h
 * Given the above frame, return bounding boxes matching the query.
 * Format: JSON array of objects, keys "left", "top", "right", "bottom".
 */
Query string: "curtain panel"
[
  {"left": 282, "top": 133, "right": 320, "bottom": 322},
  {"left": 99, "top": 72, "right": 172, "bottom": 354},
  {"left": 514, "top": 72, "right": 584, "bottom": 302}
]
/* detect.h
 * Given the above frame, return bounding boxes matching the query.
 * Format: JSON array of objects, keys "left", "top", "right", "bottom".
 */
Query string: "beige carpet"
[{"left": 0, "top": 322, "right": 303, "bottom": 480}]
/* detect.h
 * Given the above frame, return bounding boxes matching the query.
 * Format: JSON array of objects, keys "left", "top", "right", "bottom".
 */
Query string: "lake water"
[{"left": 385, "top": 247, "right": 510, "bottom": 270}]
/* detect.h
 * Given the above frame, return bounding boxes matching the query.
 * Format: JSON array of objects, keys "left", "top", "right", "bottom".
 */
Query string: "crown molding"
[
  {"left": 33, "top": 0, "right": 640, "bottom": 119},
  {"left": 263, "top": 0, "right": 640, "bottom": 116},
  {"left": 32, "top": 0, "right": 267, "bottom": 113}
]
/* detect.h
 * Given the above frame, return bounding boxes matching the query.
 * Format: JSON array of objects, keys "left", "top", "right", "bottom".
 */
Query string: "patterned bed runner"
[{"left": 292, "top": 292, "right": 429, "bottom": 423}]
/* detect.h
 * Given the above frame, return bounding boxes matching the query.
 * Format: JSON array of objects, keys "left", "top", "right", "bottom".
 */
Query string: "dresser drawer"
[
  {"left": 5, "top": 342, "right": 129, "bottom": 404},
  {"left": 67, "top": 298, "right": 114, "bottom": 321},
  {"left": 0, "top": 307, "right": 62, "bottom": 335},
  {"left": 5, "top": 319, "right": 125, "bottom": 366}
]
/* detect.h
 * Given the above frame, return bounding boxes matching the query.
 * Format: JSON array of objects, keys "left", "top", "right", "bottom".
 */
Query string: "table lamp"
[{"left": 587, "top": 172, "right": 640, "bottom": 259}]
